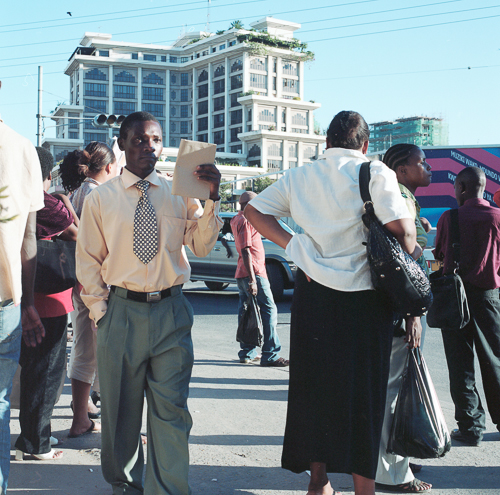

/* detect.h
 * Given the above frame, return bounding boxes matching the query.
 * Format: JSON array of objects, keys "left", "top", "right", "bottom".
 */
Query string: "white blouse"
[{"left": 249, "top": 148, "right": 411, "bottom": 292}]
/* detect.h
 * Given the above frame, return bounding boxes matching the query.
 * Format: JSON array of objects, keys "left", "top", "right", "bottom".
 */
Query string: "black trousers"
[
  {"left": 441, "top": 285, "right": 500, "bottom": 440},
  {"left": 15, "top": 315, "right": 67, "bottom": 454}
]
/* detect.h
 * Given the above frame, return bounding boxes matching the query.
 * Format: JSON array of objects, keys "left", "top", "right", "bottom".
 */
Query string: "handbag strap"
[
  {"left": 449, "top": 208, "right": 461, "bottom": 266},
  {"left": 359, "top": 162, "right": 372, "bottom": 203}
]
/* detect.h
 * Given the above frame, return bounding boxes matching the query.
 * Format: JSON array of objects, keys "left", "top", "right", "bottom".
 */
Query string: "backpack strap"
[
  {"left": 359, "top": 162, "right": 372, "bottom": 203},
  {"left": 449, "top": 208, "right": 461, "bottom": 265}
]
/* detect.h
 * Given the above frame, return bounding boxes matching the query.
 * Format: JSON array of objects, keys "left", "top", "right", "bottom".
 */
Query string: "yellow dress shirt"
[{"left": 76, "top": 168, "right": 222, "bottom": 323}]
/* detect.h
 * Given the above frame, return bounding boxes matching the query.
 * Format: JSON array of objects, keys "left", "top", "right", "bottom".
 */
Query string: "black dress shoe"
[{"left": 450, "top": 428, "right": 482, "bottom": 446}]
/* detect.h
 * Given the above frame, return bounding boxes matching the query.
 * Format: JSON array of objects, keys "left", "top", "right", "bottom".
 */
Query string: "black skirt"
[{"left": 282, "top": 270, "right": 394, "bottom": 479}]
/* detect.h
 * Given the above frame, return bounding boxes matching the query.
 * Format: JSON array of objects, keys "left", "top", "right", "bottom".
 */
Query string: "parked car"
[{"left": 186, "top": 212, "right": 297, "bottom": 300}]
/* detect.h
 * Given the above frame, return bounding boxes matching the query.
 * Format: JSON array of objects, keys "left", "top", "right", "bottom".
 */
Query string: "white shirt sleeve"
[
  {"left": 369, "top": 161, "right": 412, "bottom": 225},
  {"left": 247, "top": 172, "right": 292, "bottom": 218}
]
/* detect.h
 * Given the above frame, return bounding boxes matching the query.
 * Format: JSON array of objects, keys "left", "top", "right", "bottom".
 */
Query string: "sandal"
[
  {"left": 15, "top": 449, "right": 63, "bottom": 461},
  {"left": 68, "top": 419, "right": 99, "bottom": 438},
  {"left": 376, "top": 479, "right": 432, "bottom": 492}
]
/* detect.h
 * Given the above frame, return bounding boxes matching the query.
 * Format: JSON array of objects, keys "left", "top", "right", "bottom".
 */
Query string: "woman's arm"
[
  {"left": 384, "top": 218, "right": 418, "bottom": 257},
  {"left": 244, "top": 205, "right": 292, "bottom": 250},
  {"left": 52, "top": 193, "right": 79, "bottom": 227}
]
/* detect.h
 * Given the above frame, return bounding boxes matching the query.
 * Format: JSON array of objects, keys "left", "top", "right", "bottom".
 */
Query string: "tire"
[
  {"left": 204, "top": 281, "right": 229, "bottom": 291},
  {"left": 266, "top": 262, "right": 285, "bottom": 301}
]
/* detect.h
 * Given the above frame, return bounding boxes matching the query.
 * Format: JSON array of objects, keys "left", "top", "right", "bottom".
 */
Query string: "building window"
[
  {"left": 230, "top": 127, "right": 242, "bottom": 142},
  {"left": 289, "top": 143, "right": 298, "bottom": 157},
  {"left": 84, "top": 119, "right": 95, "bottom": 129},
  {"left": 198, "top": 100, "right": 208, "bottom": 115},
  {"left": 84, "top": 132, "right": 107, "bottom": 146},
  {"left": 212, "top": 47, "right": 216, "bottom": 53},
  {"left": 115, "top": 71, "right": 135, "bottom": 83},
  {"left": 181, "top": 73, "right": 189, "bottom": 85},
  {"left": 230, "top": 93, "right": 240, "bottom": 108},
  {"left": 198, "top": 84, "right": 208, "bottom": 99},
  {"left": 170, "top": 90, "right": 177, "bottom": 100},
  {"left": 268, "top": 143, "right": 282, "bottom": 156},
  {"left": 180, "top": 105, "right": 188, "bottom": 118},
  {"left": 292, "top": 112, "right": 307, "bottom": 125},
  {"left": 213, "top": 130, "right": 224, "bottom": 144},
  {"left": 231, "top": 144, "right": 242, "bottom": 153},
  {"left": 143, "top": 73, "right": 164, "bottom": 85},
  {"left": 292, "top": 128, "right": 307, "bottom": 134},
  {"left": 171, "top": 74, "right": 177, "bottom": 84},
  {"left": 250, "top": 57, "right": 266, "bottom": 71},
  {"left": 144, "top": 54, "right": 157, "bottom": 61},
  {"left": 132, "top": 53, "right": 138, "bottom": 60},
  {"left": 114, "top": 101, "right": 136, "bottom": 114},
  {"left": 114, "top": 85, "right": 135, "bottom": 99},
  {"left": 198, "top": 133, "right": 208, "bottom": 143},
  {"left": 259, "top": 108, "right": 275, "bottom": 122},
  {"left": 180, "top": 89, "right": 188, "bottom": 102},
  {"left": 230, "top": 109, "right": 243, "bottom": 125},
  {"left": 170, "top": 122, "right": 176, "bottom": 133},
  {"left": 283, "top": 78, "right": 298, "bottom": 93},
  {"left": 250, "top": 73, "right": 267, "bottom": 89},
  {"left": 197, "top": 117, "right": 208, "bottom": 132},
  {"left": 84, "top": 99, "right": 107, "bottom": 113},
  {"left": 99, "top": 50, "right": 109, "bottom": 57},
  {"left": 213, "top": 96, "right": 224, "bottom": 112},
  {"left": 170, "top": 56, "right": 178, "bottom": 63},
  {"left": 180, "top": 121, "right": 188, "bottom": 134},
  {"left": 248, "top": 144, "right": 261, "bottom": 157},
  {"left": 142, "top": 103, "right": 164, "bottom": 117},
  {"left": 69, "top": 113, "right": 79, "bottom": 129},
  {"left": 213, "top": 114, "right": 224, "bottom": 128},
  {"left": 231, "top": 75, "right": 243, "bottom": 90},
  {"left": 143, "top": 87, "right": 164, "bottom": 101},
  {"left": 268, "top": 159, "right": 282, "bottom": 170},
  {"left": 228, "top": 40, "right": 236, "bottom": 47},
  {"left": 304, "top": 146, "right": 316, "bottom": 160},
  {"left": 219, "top": 44, "right": 226, "bottom": 50},
  {"left": 180, "top": 56, "right": 189, "bottom": 63},
  {"left": 198, "top": 70, "right": 208, "bottom": 82},
  {"left": 213, "top": 79, "right": 225, "bottom": 95},
  {"left": 282, "top": 61, "right": 298, "bottom": 76},
  {"left": 214, "top": 65, "right": 225, "bottom": 78},
  {"left": 84, "top": 83, "right": 106, "bottom": 97},
  {"left": 161, "top": 55, "right": 166, "bottom": 62},
  {"left": 231, "top": 59, "right": 242, "bottom": 72},
  {"left": 170, "top": 106, "right": 176, "bottom": 116},
  {"left": 69, "top": 132, "right": 79, "bottom": 139}
]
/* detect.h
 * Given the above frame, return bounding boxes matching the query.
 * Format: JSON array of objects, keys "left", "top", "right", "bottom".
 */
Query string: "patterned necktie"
[{"left": 133, "top": 180, "right": 158, "bottom": 264}]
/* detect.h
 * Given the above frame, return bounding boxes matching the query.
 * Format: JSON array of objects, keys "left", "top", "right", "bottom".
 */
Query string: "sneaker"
[
  {"left": 260, "top": 357, "right": 289, "bottom": 367},
  {"left": 450, "top": 428, "right": 482, "bottom": 446},
  {"left": 239, "top": 357, "right": 260, "bottom": 364}
]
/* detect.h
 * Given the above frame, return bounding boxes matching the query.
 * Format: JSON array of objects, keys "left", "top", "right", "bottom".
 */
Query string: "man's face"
[
  {"left": 454, "top": 180, "right": 464, "bottom": 206},
  {"left": 240, "top": 201, "right": 248, "bottom": 211},
  {"left": 118, "top": 120, "right": 163, "bottom": 177}
]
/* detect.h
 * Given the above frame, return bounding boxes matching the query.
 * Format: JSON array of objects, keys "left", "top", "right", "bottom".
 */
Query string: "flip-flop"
[
  {"left": 68, "top": 419, "right": 98, "bottom": 438},
  {"left": 376, "top": 479, "right": 432, "bottom": 492}
]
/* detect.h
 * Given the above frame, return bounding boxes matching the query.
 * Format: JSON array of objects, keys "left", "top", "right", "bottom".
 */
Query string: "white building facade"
[{"left": 43, "top": 17, "right": 324, "bottom": 173}]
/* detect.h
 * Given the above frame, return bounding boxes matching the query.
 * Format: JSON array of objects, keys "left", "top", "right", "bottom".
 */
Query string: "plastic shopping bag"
[
  {"left": 236, "top": 295, "right": 263, "bottom": 347},
  {"left": 387, "top": 347, "right": 451, "bottom": 459}
]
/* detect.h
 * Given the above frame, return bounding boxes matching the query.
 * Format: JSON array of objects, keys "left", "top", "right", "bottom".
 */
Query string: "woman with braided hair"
[
  {"left": 375, "top": 143, "right": 433, "bottom": 493},
  {"left": 59, "top": 142, "right": 117, "bottom": 437}
]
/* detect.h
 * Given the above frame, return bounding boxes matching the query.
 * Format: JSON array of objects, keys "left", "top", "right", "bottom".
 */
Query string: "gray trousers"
[{"left": 97, "top": 286, "right": 194, "bottom": 495}]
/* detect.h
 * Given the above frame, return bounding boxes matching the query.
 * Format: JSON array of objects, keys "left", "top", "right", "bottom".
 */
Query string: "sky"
[{"left": 1, "top": 0, "right": 499, "bottom": 146}]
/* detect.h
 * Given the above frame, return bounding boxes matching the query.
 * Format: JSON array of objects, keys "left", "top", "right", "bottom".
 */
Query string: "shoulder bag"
[
  {"left": 426, "top": 209, "right": 470, "bottom": 329},
  {"left": 359, "top": 162, "right": 432, "bottom": 317},
  {"left": 34, "top": 238, "right": 77, "bottom": 294}
]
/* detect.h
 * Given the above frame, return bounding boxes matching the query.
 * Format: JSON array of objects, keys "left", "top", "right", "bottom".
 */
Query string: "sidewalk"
[{"left": 7, "top": 332, "right": 500, "bottom": 494}]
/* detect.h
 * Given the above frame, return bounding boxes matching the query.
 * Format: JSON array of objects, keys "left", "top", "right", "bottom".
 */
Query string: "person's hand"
[
  {"left": 404, "top": 316, "right": 422, "bottom": 349},
  {"left": 194, "top": 163, "right": 221, "bottom": 201},
  {"left": 420, "top": 217, "right": 432, "bottom": 233},
  {"left": 247, "top": 280, "right": 258, "bottom": 296},
  {"left": 21, "top": 304, "right": 45, "bottom": 347}
]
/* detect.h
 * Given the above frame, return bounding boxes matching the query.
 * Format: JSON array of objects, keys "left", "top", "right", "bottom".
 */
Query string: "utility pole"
[
  {"left": 37, "top": 66, "right": 43, "bottom": 146},
  {"left": 206, "top": 0, "right": 211, "bottom": 32}
]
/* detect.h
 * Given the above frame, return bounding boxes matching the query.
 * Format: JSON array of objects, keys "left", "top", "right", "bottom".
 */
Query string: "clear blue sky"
[{"left": 1, "top": 0, "right": 499, "bottom": 146}]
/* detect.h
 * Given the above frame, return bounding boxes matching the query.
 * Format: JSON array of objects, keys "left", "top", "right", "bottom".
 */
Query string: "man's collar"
[
  {"left": 122, "top": 168, "right": 161, "bottom": 189},
  {"left": 320, "top": 147, "right": 366, "bottom": 160},
  {"left": 463, "top": 197, "right": 489, "bottom": 207}
]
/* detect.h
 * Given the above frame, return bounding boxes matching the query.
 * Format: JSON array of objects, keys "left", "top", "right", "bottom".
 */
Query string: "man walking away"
[
  {"left": 434, "top": 166, "right": 500, "bottom": 446},
  {"left": 231, "top": 191, "right": 288, "bottom": 367}
]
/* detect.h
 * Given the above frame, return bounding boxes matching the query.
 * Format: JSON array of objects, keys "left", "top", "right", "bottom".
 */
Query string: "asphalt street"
[{"left": 7, "top": 281, "right": 500, "bottom": 494}]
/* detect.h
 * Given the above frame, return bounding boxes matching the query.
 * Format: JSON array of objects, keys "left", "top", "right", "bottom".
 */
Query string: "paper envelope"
[{"left": 171, "top": 139, "right": 217, "bottom": 199}]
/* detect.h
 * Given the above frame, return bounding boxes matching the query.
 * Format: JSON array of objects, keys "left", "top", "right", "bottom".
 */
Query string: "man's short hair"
[
  {"left": 326, "top": 111, "right": 370, "bottom": 150},
  {"left": 456, "top": 166, "right": 486, "bottom": 190},
  {"left": 36, "top": 146, "right": 54, "bottom": 181},
  {"left": 119, "top": 111, "right": 160, "bottom": 140}
]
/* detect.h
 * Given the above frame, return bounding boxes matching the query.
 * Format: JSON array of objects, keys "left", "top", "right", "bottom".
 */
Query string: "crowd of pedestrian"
[{"left": 0, "top": 105, "right": 499, "bottom": 495}]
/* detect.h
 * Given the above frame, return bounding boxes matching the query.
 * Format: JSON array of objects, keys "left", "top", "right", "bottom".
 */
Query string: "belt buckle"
[{"left": 147, "top": 291, "right": 161, "bottom": 303}]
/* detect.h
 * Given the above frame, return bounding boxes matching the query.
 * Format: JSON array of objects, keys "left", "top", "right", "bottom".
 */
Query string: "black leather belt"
[{"left": 111, "top": 285, "right": 172, "bottom": 303}]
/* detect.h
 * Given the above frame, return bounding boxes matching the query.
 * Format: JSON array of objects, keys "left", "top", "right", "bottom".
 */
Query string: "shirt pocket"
[{"left": 160, "top": 215, "right": 186, "bottom": 253}]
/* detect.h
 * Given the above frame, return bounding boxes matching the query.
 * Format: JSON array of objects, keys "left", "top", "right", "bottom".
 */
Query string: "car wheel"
[
  {"left": 204, "top": 281, "right": 230, "bottom": 291},
  {"left": 266, "top": 263, "right": 285, "bottom": 301}
]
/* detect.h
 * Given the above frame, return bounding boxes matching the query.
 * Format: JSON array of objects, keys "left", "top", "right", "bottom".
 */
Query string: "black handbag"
[
  {"left": 236, "top": 295, "right": 264, "bottom": 347},
  {"left": 359, "top": 162, "right": 432, "bottom": 317},
  {"left": 34, "top": 238, "right": 77, "bottom": 294},
  {"left": 427, "top": 209, "right": 470, "bottom": 329}
]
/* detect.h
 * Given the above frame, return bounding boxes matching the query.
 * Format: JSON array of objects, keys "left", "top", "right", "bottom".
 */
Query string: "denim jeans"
[
  {"left": 0, "top": 302, "right": 22, "bottom": 494},
  {"left": 237, "top": 276, "right": 281, "bottom": 364}
]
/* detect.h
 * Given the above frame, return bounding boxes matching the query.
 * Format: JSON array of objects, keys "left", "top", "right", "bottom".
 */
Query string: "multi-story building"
[
  {"left": 368, "top": 116, "right": 449, "bottom": 154},
  {"left": 43, "top": 17, "right": 324, "bottom": 174}
]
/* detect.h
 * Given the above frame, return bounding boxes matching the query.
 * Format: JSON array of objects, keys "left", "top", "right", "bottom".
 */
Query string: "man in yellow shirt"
[{"left": 76, "top": 112, "right": 222, "bottom": 494}]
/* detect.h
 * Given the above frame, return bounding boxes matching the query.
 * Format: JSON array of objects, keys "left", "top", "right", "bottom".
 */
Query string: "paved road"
[{"left": 8, "top": 282, "right": 500, "bottom": 494}]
